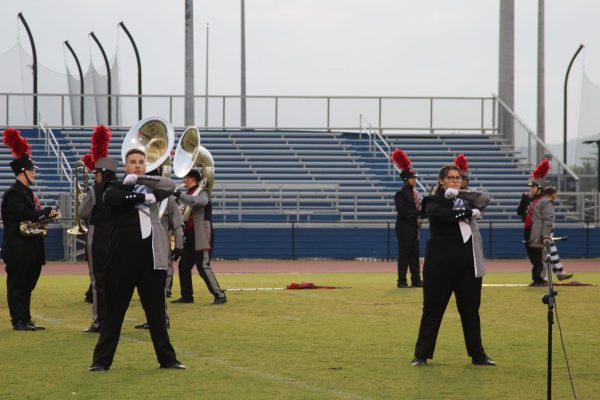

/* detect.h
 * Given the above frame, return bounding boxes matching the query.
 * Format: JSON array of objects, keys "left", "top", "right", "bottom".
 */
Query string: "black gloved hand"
[
  {"left": 172, "top": 248, "right": 183, "bottom": 262},
  {"left": 172, "top": 191, "right": 181, "bottom": 199},
  {"left": 42, "top": 207, "right": 53, "bottom": 217}
]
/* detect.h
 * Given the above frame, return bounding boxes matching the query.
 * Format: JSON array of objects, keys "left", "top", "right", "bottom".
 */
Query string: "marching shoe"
[
  {"left": 397, "top": 283, "right": 409, "bottom": 288},
  {"left": 411, "top": 282, "right": 423, "bottom": 288},
  {"left": 134, "top": 322, "right": 150, "bottom": 330},
  {"left": 160, "top": 361, "right": 186, "bottom": 370},
  {"left": 27, "top": 322, "right": 46, "bottom": 330},
  {"left": 82, "top": 324, "right": 101, "bottom": 333},
  {"left": 88, "top": 364, "right": 109, "bottom": 372},
  {"left": 170, "top": 297, "right": 194, "bottom": 304},
  {"left": 411, "top": 358, "right": 427, "bottom": 366},
  {"left": 557, "top": 273, "right": 573, "bottom": 281},
  {"left": 528, "top": 281, "right": 547, "bottom": 287},
  {"left": 13, "top": 321, "right": 36, "bottom": 331},
  {"left": 212, "top": 296, "right": 228, "bottom": 305},
  {"left": 472, "top": 356, "right": 496, "bottom": 366}
]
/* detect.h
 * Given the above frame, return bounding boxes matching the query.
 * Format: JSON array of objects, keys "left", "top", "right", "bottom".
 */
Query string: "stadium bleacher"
[{"left": 1, "top": 127, "right": 565, "bottom": 223}]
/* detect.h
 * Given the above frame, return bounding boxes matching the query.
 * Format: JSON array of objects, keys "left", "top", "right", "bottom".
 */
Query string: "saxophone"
[{"left": 19, "top": 209, "right": 61, "bottom": 237}]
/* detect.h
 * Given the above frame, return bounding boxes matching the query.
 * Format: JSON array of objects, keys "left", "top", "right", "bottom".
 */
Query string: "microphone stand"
[{"left": 541, "top": 235, "right": 567, "bottom": 400}]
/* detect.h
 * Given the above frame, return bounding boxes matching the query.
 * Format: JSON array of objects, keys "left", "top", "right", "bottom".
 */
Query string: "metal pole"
[
  {"left": 498, "top": 0, "right": 515, "bottom": 143},
  {"left": 240, "top": 0, "right": 247, "bottom": 128},
  {"left": 17, "top": 13, "right": 38, "bottom": 126},
  {"left": 63, "top": 41, "right": 85, "bottom": 126},
  {"left": 205, "top": 23, "right": 209, "bottom": 128},
  {"left": 563, "top": 44, "right": 584, "bottom": 165},
  {"left": 536, "top": 0, "right": 546, "bottom": 164},
  {"left": 184, "top": 0, "right": 195, "bottom": 126},
  {"left": 89, "top": 32, "right": 112, "bottom": 126},
  {"left": 118, "top": 22, "right": 142, "bottom": 120}
]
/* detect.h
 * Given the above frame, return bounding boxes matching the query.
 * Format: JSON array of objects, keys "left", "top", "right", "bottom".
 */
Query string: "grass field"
[{"left": 0, "top": 271, "right": 598, "bottom": 400}]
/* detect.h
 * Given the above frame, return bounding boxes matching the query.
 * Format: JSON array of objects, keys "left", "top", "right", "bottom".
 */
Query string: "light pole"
[{"left": 583, "top": 139, "right": 600, "bottom": 191}]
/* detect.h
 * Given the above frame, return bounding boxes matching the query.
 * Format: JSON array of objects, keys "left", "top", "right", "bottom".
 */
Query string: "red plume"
[
  {"left": 532, "top": 158, "right": 551, "bottom": 179},
  {"left": 82, "top": 153, "right": 95, "bottom": 171},
  {"left": 391, "top": 148, "right": 412, "bottom": 171},
  {"left": 90, "top": 125, "right": 112, "bottom": 161},
  {"left": 454, "top": 153, "right": 469, "bottom": 173},
  {"left": 2, "top": 128, "right": 31, "bottom": 158}
]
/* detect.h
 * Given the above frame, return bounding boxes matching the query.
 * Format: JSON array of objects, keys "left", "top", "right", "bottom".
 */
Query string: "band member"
[
  {"left": 411, "top": 165, "right": 495, "bottom": 366},
  {"left": 1, "top": 128, "right": 58, "bottom": 331},
  {"left": 391, "top": 149, "right": 422, "bottom": 288},
  {"left": 89, "top": 148, "right": 184, "bottom": 371},
  {"left": 528, "top": 186, "right": 573, "bottom": 282},
  {"left": 79, "top": 125, "right": 117, "bottom": 333},
  {"left": 171, "top": 169, "right": 227, "bottom": 305},
  {"left": 134, "top": 164, "right": 184, "bottom": 330}
]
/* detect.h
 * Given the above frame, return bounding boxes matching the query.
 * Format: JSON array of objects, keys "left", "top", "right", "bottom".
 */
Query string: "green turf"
[{"left": 0, "top": 272, "right": 598, "bottom": 399}]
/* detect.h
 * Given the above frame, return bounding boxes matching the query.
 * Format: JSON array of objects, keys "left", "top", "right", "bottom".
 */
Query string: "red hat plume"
[
  {"left": 391, "top": 148, "right": 412, "bottom": 171},
  {"left": 2, "top": 128, "right": 31, "bottom": 158},
  {"left": 454, "top": 153, "right": 469, "bottom": 174},
  {"left": 82, "top": 125, "right": 112, "bottom": 170},
  {"left": 532, "top": 158, "right": 551, "bottom": 179}
]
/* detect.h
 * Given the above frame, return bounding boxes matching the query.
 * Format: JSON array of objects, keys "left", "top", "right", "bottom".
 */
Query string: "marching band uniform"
[
  {"left": 160, "top": 196, "right": 184, "bottom": 297},
  {"left": 90, "top": 160, "right": 183, "bottom": 370},
  {"left": 172, "top": 169, "right": 226, "bottom": 304},
  {"left": 1, "top": 129, "right": 55, "bottom": 331},
  {"left": 392, "top": 149, "right": 422, "bottom": 288},
  {"left": 412, "top": 166, "right": 494, "bottom": 366},
  {"left": 79, "top": 156, "right": 118, "bottom": 333}
]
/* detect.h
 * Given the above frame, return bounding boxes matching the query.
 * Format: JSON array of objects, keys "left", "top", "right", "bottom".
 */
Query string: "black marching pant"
[
  {"left": 396, "top": 224, "right": 421, "bottom": 285},
  {"left": 92, "top": 236, "right": 178, "bottom": 367},
  {"left": 177, "top": 230, "right": 224, "bottom": 300},
  {"left": 4, "top": 244, "right": 43, "bottom": 325},
  {"left": 89, "top": 225, "right": 111, "bottom": 326},
  {"left": 524, "top": 227, "right": 544, "bottom": 283},
  {"left": 414, "top": 238, "right": 485, "bottom": 360}
]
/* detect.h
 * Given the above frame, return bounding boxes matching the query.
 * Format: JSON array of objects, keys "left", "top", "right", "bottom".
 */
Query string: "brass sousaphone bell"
[
  {"left": 121, "top": 116, "right": 175, "bottom": 175},
  {"left": 173, "top": 126, "right": 214, "bottom": 193}
]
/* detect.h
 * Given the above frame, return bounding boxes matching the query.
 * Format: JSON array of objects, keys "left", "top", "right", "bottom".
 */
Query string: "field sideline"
[{"left": 0, "top": 260, "right": 598, "bottom": 399}]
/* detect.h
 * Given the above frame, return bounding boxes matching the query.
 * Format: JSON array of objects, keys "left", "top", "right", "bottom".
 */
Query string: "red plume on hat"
[
  {"left": 82, "top": 125, "right": 112, "bottom": 170},
  {"left": 532, "top": 158, "right": 550, "bottom": 179},
  {"left": 391, "top": 148, "right": 412, "bottom": 171},
  {"left": 454, "top": 153, "right": 469, "bottom": 174},
  {"left": 2, "top": 128, "right": 31, "bottom": 158}
]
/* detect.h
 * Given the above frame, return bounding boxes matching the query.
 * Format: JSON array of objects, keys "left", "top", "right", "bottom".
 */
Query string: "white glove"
[
  {"left": 123, "top": 174, "right": 138, "bottom": 185},
  {"left": 471, "top": 208, "right": 481, "bottom": 219},
  {"left": 144, "top": 193, "right": 157, "bottom": 205},
  {"left": 445, "top": 188, "right": 459, "bottom": 199}
]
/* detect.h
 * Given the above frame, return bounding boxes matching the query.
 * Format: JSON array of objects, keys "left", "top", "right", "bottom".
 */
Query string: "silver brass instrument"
[
  {"left": 173, "top": 126, "right": 215, "bottom": 193},
  {"left": 121, "top": 116, "right": 174, "bottom": 173},
  {"left": 67, "top": 160, "right": 90, "bottom": 235},
  {"left": 20, "top": 209, "right": 61, "bottom": 237}
]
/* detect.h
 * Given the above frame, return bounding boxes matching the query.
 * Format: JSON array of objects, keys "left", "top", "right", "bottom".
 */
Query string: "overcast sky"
[{"left": 1, "top": 0, "right": 599, "bottom": 145}]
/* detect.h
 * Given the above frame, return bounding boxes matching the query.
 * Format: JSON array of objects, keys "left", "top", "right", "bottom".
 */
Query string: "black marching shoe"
[
  {"left": 170, "top": 297, "right": 194, "bottom": 304},
  {"left": 411, "top": 281, "right": 423, "bottom": 288},
  {"left": 160, "top": 361, "right": 186, "bottom": 370},
  {"left": 134, "top": 322, "right": 150, "bottom": 330},
  {"left": 27, "top": 321, "right": 46, "bottom": 330},
  {"left": 411, "top": 358, "right": 427, "bottom": 366},
  {"left": 529, "top": 281, "right": 548, "bottom": 287},
  {"left": 13, "top": 321, "right": 36, "bottom": 331},
  {"left": 397, "top": 282, "right": 409, "bottom": 288},
  {"left": 472, "top": 355, "right": 496, "bottom": 366},
  {"left": 212, "top": 296, "right": 227, "bottom": 305},
  {"left": 82, "top": 324, "right": 101, "bottom": 333},
  {"left": 88, "top": 364, "right": 109, "bottom": 371}
]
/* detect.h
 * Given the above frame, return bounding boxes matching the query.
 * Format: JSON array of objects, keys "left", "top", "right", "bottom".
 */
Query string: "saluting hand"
[
  {"left": 123, "top": 174, "right": 138, "bottom": 185},
  {"left": 444, "top": 188, "right": 459, "bottom": 199}
]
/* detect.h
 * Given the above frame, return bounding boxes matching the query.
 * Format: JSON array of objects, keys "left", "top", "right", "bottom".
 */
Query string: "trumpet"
[
  {"left": 20, "top": 209, "right": 61, "bottom": 237},
  {"left": 67, "top": 160, "right": 89, "bottom": 236}
]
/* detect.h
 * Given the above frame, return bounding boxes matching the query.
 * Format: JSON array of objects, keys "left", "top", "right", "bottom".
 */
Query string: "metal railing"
[
  {"left": 37, "top": 113, "right": 72, "bottom": 183},
  {"left": 1, "top": 92, "right": 497, "bottom": 134}
]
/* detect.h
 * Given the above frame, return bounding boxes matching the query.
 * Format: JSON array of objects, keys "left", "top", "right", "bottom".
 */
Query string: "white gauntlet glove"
[
  {"left": 123, "top": 174, "right": 138, "bottom": 185},
  {"left": 444, "top": 187, "right": 459, "bottom": 199},
  {"left": 144, "top": 193, "right": 157, "bottom": 205},
  {"left": 471, "top": 208, "right": 481, "bottom": 219}
]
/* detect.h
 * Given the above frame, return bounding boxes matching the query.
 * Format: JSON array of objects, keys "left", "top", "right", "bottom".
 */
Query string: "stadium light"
[{"left": 563, "top": 44, "right": 584, "bottom": 165}]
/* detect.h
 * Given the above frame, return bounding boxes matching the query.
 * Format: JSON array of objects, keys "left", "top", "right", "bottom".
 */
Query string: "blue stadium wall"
[{"left": 1, "top": 225, "right": 598, "bottom": 261}]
